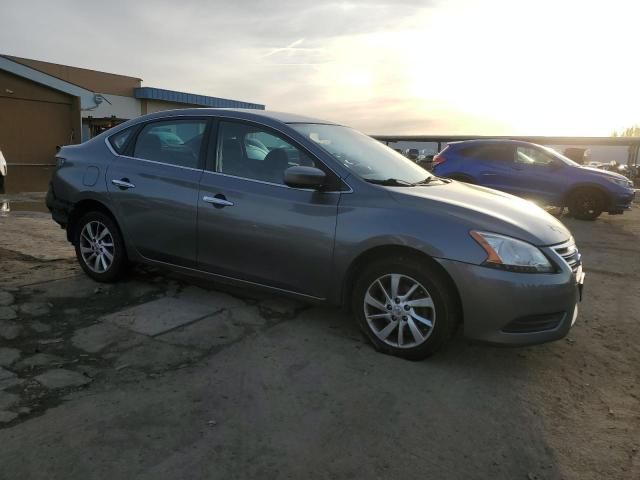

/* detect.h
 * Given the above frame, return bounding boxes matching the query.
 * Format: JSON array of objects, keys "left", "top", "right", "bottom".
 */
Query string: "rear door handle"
[
  {"left": 111, "top": 179, "right": 136, "bottom": 189},
  {"left": 203, "top": 195, "right": 234, "bottom": 207}
]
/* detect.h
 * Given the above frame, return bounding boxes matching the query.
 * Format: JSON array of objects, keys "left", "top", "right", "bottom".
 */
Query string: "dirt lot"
[{"left": 0, "top": 194, "right": 638, "bottom": 480}]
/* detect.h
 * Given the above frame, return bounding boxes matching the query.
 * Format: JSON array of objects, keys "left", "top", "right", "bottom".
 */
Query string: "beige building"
[{"left": 0, "top": 55, "right": 264, "bottom": 192}]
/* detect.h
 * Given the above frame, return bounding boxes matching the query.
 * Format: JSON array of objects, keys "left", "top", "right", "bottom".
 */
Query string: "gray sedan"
[{"left": 47, "top": 109, "right": 584, "bottom": 359}]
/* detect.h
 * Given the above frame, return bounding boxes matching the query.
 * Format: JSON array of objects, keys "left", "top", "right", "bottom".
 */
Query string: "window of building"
[{"left": 133, "top": 120, "right": 207, "bottom": 169}]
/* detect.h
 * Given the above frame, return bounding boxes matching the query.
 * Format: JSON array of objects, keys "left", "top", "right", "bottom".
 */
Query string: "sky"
[{"left": 1, "top": 0, "right": 639, "bottom": 135}]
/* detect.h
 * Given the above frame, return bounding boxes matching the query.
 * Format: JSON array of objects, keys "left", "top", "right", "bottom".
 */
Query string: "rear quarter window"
[
  {"left": 456, "top": 145, "right": 487, "bottom": 158},
  {"left": 108, "top": 128, "right": 134, "bottom": 154},
  {"left": 457, "top": 144, "right": 513, "bottom": 162}
]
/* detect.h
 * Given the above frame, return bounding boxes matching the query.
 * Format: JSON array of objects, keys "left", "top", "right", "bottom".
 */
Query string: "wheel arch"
[
  {"left": 67, "top": 198, "right": 121, "bottom": 246},
  {"left": 341, "top": 245, "right": 463, "bottom": 323},
  {"left": 562, "top": 182, "right": 612, "bottom": 207}
]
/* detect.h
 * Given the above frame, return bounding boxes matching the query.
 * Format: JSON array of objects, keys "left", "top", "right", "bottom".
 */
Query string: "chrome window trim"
[
  {"left": 201, "top": 169, "right": 352, "bottom": 194},
  {"left": 119, "top": 154, "right": 204, "bottom": 173},
  {"left": 105, "top": 114, "right": 353, "bottom": 191},
  {"left": 106, "top": 137, "right": 351, "bottom": 192}
]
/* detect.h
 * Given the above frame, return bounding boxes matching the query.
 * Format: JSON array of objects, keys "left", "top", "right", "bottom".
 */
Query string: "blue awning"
[{"left": 134, "top": 87, "right": 264, "bottom": 110}]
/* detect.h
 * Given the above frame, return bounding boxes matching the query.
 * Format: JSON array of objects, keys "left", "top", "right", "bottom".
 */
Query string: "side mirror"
[{"left": 284, "top": 166, "right": 327, "bottom": 190}]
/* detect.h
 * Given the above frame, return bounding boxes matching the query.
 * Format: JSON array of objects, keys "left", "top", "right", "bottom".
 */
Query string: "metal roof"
[
  {"left": 372, "top": 134, "right": 640, "bottom": 147},
  {"left": 134, "top": 87, "right": 264, "bottom": 110},
  {"left": 0, "top": 55, "right": 99, "bottom": 109}
]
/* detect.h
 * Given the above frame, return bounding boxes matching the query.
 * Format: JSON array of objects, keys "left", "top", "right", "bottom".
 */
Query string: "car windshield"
[{"left": 290, "top": 124, "right": 433, "bottom": 185}]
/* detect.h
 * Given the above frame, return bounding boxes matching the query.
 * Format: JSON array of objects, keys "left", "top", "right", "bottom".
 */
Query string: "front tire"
[
  {"left": 74, "top": 211, "right": 127, "bottom": 282},
  {"left": 352, "top": 256, "right": 459, "bottom": 360},
  {"left": 568, "top": 188, "right": 604, "bottom": 220}
]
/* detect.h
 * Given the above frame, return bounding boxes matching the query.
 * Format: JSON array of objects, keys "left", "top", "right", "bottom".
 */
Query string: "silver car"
[{"left": 47, "top": 109, "right": 584, "bottom": 359}]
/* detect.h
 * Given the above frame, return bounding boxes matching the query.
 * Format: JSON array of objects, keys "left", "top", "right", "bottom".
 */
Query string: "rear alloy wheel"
[
  {"left": 74, "top": 211, "right": 127, "bottom": 282},
  {"left": 568, "top": 189, "right": 604, "bottom": 221},
  {"left": 352, "top": 256, "right": 458, "bottom": 360}
]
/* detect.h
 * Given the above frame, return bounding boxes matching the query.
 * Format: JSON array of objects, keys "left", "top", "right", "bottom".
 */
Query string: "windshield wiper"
[
  {"left": 365, "top": 178, "right": 414, "bottom": 186},
  {"left": 410, "top": 177, "right": 434, "bottom": 186}
]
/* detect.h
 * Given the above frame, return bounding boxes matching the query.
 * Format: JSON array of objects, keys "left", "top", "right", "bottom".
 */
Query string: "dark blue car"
[{"left": 432, "top": 140, "right": 635, "bottom": 220}]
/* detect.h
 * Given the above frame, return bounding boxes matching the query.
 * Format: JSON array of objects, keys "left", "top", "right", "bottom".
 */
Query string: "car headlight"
[
  {"left": 606, "top": 177, "right": 632, "bottom": 188},
  {"left": 470, "top": 231, "right": 554, "bottom": 273}
]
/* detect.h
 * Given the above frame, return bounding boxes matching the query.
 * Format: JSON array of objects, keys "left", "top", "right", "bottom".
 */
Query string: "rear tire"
[
  {"left": 568, "top": 188, "right": 604, "bottom": 220},
  {"left": 352, "top": 255, "right": 459, "bottom": 360},
  {"left": 73, "top": 211, "right": 127, "bottom": 282}
]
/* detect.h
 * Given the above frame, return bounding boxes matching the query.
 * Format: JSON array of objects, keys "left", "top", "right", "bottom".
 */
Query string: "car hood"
[
  {"left": 390, "top": 181, "right": 571, "bottom": 246},
  {"left": 579, "top": 166, "right": 629, "bottom": 182}
]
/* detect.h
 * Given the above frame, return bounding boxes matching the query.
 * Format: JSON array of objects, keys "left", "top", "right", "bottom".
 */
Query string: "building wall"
[
  {"left": 6, "top": 55, "right": 142, "bottom": 97},
  {"left": 0, "top": 70, "right": 79, "bottom": 192},
  {"left": 81, "top": 93, "right": 142, "bottom": 120}
]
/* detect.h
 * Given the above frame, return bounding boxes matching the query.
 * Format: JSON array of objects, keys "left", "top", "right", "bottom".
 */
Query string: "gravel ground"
[{"left": 0, "top": 195, "right": 638, "bottom": 480}]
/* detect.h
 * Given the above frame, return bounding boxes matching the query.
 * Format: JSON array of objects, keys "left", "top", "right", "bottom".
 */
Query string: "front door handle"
[
  {"left": 111, "top": 179, "right": 136, "bottom": 189},
  {"left": 203, "top": 195, "right": 234, "bottom": 207}
]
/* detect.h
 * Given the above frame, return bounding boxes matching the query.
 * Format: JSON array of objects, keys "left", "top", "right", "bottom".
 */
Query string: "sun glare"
[
  {"left": 315, "top": 0, "right": 640, "bottom": 134},
  {"left": 401, "top": 0, "right": 640, "bottom": 134}
]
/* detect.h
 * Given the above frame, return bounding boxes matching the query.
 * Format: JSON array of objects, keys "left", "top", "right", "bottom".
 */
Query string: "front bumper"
[
  {"left": 608, "top": 189, "right": 635, "bottom": 213},
  {"left": 436, "top": 257, "right": 580, "bottom": 346}
]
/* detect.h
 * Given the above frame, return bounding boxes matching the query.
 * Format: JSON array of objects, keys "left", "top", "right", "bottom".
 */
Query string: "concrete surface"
[{"left": 0, "top": 194, "right": 638, "bottom": 480}]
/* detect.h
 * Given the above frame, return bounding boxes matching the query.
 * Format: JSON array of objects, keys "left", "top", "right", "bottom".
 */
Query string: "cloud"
[{"left": 2, "top": 0, "right": 638, "bottom": 135}]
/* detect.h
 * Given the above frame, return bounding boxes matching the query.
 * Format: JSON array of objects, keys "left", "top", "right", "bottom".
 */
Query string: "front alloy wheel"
[
  {"left": 364, "top": 274, "right": 436, "bottom": 348},
  {"left": 353, "top": 256, "right": 459, "bottom": 360}
]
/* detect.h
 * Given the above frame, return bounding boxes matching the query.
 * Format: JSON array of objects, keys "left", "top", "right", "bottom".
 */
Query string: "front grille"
[
  {"left": 502, "top": 312, "right": 566, "bottom": 334},
  {"left": 553, "top": 239, "right": 581, "bottom": 272}
]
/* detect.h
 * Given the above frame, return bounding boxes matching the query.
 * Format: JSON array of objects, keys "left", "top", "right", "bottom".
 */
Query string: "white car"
[{"left": 0, "top": 149, "right": 7, "bottom": 193}]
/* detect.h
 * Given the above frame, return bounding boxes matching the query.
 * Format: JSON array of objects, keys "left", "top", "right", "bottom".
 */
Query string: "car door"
[
  {"left": 196, "top": 119, "right": 343, "bottom": 299},
  {"left": 510, "top": 145, "right": 566, "bottom": 204},
  {"left": 474, "top": 144, "right": 518, "bottom": 192},
  {"left": 106, "top": 118, "right": 208, "bottom": 268}
]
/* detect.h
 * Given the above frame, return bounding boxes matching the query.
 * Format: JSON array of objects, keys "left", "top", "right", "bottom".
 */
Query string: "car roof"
[
  {"left": 448, "top": 139, "right": 541, "bottom": 148},
  {"left": 139, "top": 108, "right": 337, "bottom": 126}
]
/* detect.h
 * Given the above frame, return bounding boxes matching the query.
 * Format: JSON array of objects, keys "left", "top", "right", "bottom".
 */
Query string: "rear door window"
[
  {"left": 457, "top": 144, "right": 514, "bottom": 162},
  {"left": 133, "top": 119, "right": 207, "bottom": 169},
  {"left": 483, "top": 145, "right": 515, "bottom": 162}
]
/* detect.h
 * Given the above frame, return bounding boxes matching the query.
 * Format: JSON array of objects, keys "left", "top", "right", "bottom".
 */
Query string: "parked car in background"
[
  {"left": 405, "top": 148, "right": 419, "bottom": 161},
  {"left": 563, "top": 147, "right": 588, "bottom": 165},
  {"left": 48, "top": 109, "right": 584, "bottom": 359},
  {"left": 0, "top": 148, "right": 7, "bottom": 194},
  {"left": 416, "top": 152, "right": 435, "bottom": 171},
  {"left": 432, "top": 140, "right": 636, "bottom": 220}
]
